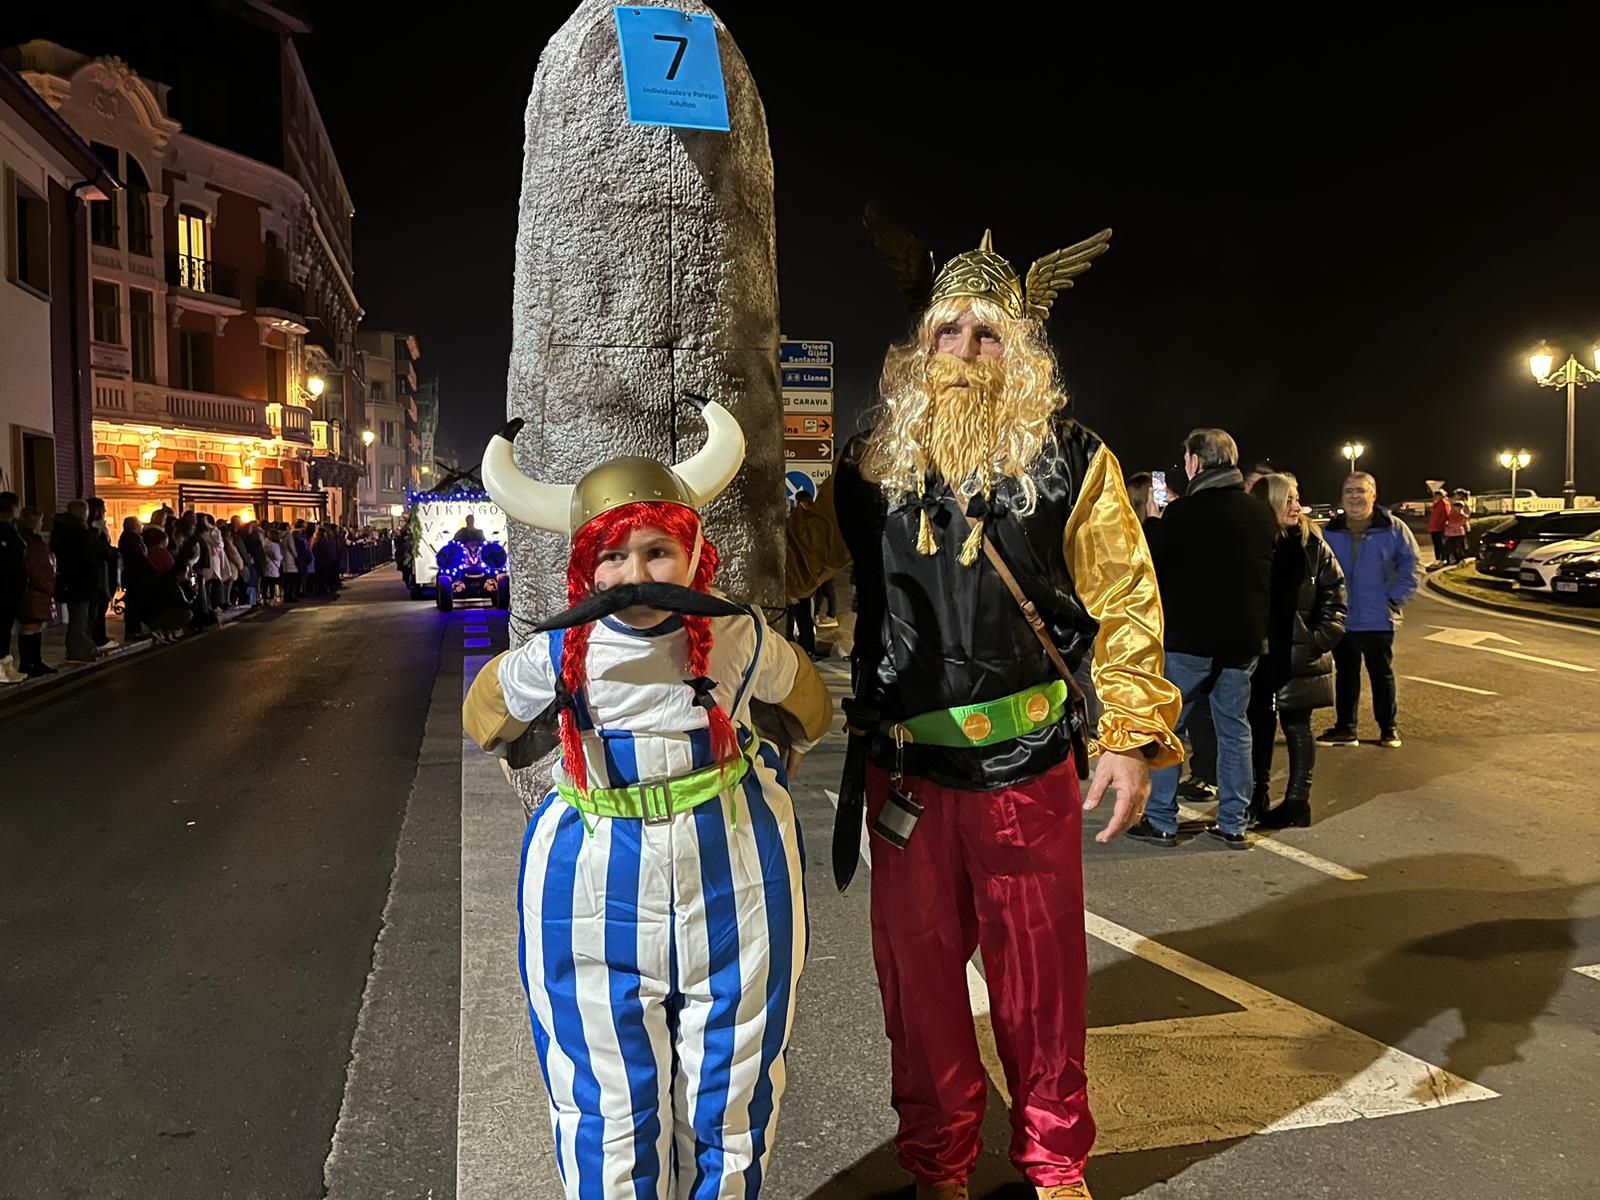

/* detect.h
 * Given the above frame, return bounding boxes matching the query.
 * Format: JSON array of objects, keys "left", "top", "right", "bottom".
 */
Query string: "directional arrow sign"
[
  {"left": 1424, "top": 626, "right": 1594, "bottom": 673},
  {"left": 784, "top": 437, "right": 833, "bottom": 462},
  {"left": 784, "top": 414, "right": 833, "bottom": 437}
]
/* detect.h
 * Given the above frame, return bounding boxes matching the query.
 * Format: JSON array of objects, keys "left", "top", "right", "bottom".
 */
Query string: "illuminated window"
[
  {"left": 176, "top": 207, "right": 209, "bottom": 291},
  {"left": 93, "top": 455, "right": 121, "bottom": 481},
  {"left": 260, "top": 467, "right": 285, "bottom": 486}
]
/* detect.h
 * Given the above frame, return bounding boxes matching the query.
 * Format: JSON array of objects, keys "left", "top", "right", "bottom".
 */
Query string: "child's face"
[{"left": 593, "top": 526, "right": 693, "bottom": 627}]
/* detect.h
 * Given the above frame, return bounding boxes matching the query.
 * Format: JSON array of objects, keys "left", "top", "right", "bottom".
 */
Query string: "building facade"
[
  {"left": 8, "top": 21, "right": 366, "bottom": 526},
  {"left": 356, "top": 330, "right": 419, "bottom": 526},
  {"left": 0, "top": 60, "right": 118, "bottom": 516}
]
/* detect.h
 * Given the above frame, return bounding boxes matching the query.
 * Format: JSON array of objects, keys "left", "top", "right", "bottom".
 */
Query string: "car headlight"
[{"left": 1586, "top": 570, "right": 1600, "bottom": 580}]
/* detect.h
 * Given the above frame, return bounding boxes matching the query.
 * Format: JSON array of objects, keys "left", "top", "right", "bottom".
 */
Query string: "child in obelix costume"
[{"left": 463, "top": 396, "right": 833, "bottom": 1200}]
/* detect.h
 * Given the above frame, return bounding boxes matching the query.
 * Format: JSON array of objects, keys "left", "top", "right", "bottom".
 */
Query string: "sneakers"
[
  {"left": 1176, "top": 777, "right": 1218, "bottom": 803},
  {"left": 1039, "top": 1186, "right": 1094, "bottom": 1200},
  {"left": 1378, "top": 728, "right": 1403, "bottom": 748},
  {"left": 0, "top": 656, "right": 26, "bottom": 685},
  {"left": 1316, "top": 727, "right": 1359, "bottom": 747},
  {"left": 1205, "top": 824, "right": 1250, "bottom": 850},
  {"left": 915, "top": 1184, "right": 970, "bottom": 1200},
  {"left": 815, "top": 615, "right": 839, "bottom": 629},
  {"left": 1125, "top": 817, "right": 1177, "bottom": 848},
  {"left": 96, "top": 640, "right": 117, "bottom": 652}
]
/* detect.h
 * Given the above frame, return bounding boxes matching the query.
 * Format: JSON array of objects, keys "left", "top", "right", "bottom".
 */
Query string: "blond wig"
[{"left": 864, "top": 295, "right": 1068, "bottom": 516}]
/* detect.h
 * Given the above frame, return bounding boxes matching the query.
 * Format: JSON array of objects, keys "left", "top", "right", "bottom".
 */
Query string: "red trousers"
[{"left": 866, "top": 759, "right": 1092, "bottom": 1187}]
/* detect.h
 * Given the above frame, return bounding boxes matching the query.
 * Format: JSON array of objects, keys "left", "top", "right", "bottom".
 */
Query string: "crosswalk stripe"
[{"left": 1177, "top": 804, "right": 1367, "bottom": 881}]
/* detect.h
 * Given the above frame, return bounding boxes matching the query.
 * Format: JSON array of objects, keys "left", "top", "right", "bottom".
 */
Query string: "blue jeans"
[{"left": 1147, "top": 651, "right": 1257, "bottom": 836}]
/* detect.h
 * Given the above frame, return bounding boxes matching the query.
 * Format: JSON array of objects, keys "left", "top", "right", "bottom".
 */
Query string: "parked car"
[
  {"left": 1552, "top": 553, "right": 1600, "bottom": 604},
  {"left": 1477, "top": 511, "right": 1600, "bottom": 579},
  {"left": 1517, "top": 535, "right": 1600, "bottom": 593}
]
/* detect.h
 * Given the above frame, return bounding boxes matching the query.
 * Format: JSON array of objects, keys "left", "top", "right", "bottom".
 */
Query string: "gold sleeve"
[
  {"left": 1062, "top": 445, "right": 1184, "bottom": 767},
  {"left": 785, "top": 473, "right": 852, "bottom": 603},
  {"left": 463, "top": 652, "right": 532, "bottom": 755},
  {"left": 777, "top": 642, "right": 835, "bottom": 748}
]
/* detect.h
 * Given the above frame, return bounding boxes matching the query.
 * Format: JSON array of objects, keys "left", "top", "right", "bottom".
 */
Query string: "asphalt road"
[
  {"left": 0, "top": 574, "right": 449, "bottom": 1200},
  {"left": 4, "top": 577, "right": 1598, "bottom": 1199}
]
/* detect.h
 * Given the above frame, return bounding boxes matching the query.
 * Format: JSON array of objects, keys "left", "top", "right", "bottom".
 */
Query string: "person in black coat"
[
  {"left": 118, "top": 516, "right": 149, "bottom": 641},
  {"left": 50, "top": 500, "right": 100, "bottom": 662},
  {"left": 1247, "top": 472, "right": 1348, "bottom": 828}
]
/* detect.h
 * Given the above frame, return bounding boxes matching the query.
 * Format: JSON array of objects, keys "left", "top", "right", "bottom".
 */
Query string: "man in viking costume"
[
  {"left": 788, "top": 221, "right": 1183, "bottom": 1199},
  {"left": 464, "top": 395, "right": 833, "bottom": 1199}
]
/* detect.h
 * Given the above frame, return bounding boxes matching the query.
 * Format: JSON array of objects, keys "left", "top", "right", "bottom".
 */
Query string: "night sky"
[{"left": 21, "top": 4, "right": 1600, "bottom": 503}]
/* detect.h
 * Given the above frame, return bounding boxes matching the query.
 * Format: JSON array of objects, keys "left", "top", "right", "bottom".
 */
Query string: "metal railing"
[
  {"left": 255, "top": 274, "right": 306, "bottom": 317},
  {"left": 167, "top": 252, "right": 240, "bottom": 300},
  {"left": 268, "top": 403, "right": 315, "bottom": 445}
]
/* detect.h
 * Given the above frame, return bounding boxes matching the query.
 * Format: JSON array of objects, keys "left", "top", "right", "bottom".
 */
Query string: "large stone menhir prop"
[{"left": 505, "top": 0, "right": 783, "bottom": 627}]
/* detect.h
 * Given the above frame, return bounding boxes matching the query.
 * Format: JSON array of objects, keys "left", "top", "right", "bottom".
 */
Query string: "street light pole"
[
  {"left": 1341, "top": 441, "right": 1366, "bottom": 475},
  {"left": 1498, "top": 449, "right": 1531, "bottom": 512},
  {"left": 1528, "top": 345, "right": 1598, "bottom": 507}
]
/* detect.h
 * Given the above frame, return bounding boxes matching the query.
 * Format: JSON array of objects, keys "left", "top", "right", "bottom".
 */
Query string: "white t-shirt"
[{"left": 497, "top": 609, "right": 800, "bottom": 787}]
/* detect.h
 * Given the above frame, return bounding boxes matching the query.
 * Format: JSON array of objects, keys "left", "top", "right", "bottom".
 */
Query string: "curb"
[{"left": 1425, "top": 572, "right": 1600, "bottom": 630}]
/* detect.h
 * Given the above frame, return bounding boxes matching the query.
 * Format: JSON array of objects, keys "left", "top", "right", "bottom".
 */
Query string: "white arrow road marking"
[
  {"left": 1424, "top": 626, "right": 1595, "bottom": 673},
  {"left": 1402, "top": 675, "right": 1498, "bottom": 696},
  {"left": 1575, "top": 964, "right": 1600, "bottom": 983},
  {"left": 1177, "top": 805, "right": 1367, "bottom": 880},
  {"left": 821, "top": 787, "right": 1493, "bottom": 1152}
]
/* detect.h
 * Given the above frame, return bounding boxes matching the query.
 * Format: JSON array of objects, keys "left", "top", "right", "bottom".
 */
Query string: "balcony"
[
  {"left": 267, "top": 402, "right": 315, "bottom": 446},
  {"left": 168, "top": 253, "right": 240, "bottom": 301},
  {"left": 311, "top": 419, "right": 343, "bottom": 457},
  {"left": 255, "top": 274, "right": 310, "bottom": 339},
  {"left": 92, "top": 373, "right": 272, "bottom": 439}
]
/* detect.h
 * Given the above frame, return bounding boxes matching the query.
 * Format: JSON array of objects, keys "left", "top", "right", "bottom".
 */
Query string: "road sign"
[
  {"left": 784, "top": 414, "right": 833, "bottom": 437},
  {"left": 784, "top": 469, "right": 818, "bottom": 509},
  {"left": 781, "top": 366, "right": 833, "bottom": 390},
  {"left": 782, "top": 390, "right": 833, "bottom": 414},
  {"left": 784, "top": 438, "right": 833, "bottom": 462},
  {"left": 795, "top": 462, "right": 831, "bottom": 486},
  {"left": 614, "top": 7, "right": 730, "bottom": 132},
  {"left": 780, "top": 340, "right": 834, "bottom": 366}
]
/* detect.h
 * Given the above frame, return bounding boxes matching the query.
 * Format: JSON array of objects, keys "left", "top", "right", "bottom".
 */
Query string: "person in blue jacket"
[{"left": 1317, "top": 472, "right": 1420, "bottom": 748}]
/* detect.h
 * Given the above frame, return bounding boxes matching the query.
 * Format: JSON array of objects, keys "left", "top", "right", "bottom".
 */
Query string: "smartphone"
[{"left": 1151, "top": 470, "right": 1170, "bottom": 509}]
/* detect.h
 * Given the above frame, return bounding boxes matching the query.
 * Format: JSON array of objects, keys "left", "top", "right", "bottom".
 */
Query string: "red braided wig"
[{"left": 557, "top": 501, "right": 739, "bottom": 794}]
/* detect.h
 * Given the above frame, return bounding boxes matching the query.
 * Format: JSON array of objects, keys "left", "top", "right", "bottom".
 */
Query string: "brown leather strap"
[{"left": 966, "top": 515, "right": 1088, "bottom": 708}]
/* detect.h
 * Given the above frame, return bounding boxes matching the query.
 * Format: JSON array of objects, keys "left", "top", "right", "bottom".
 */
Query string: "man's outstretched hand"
[{"left": 1083, "top": 748, "right": 1152, "bottom": 844}]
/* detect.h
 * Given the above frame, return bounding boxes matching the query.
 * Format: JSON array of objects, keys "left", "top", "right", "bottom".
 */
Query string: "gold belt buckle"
[{"left": 638, "top": 778, "right": 674, "bottom": 825}]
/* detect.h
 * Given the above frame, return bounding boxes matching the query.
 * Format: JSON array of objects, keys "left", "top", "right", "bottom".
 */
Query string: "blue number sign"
[{"left": 614, "top": 7, "right": 731, "bottom": 132}]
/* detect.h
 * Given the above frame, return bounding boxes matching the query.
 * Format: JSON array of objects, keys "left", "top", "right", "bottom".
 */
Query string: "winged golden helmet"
[
  {"left": 482, "top": 394, "right": 746, "bottom": 536},
  {"left": 864, "top": 204, "right": 1113, "bottom": 323}
]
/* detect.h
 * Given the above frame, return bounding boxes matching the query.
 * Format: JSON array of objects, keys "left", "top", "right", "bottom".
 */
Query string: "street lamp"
[
  {"left": 361, "top": 428, "right": 376, "bottom": 447},
  {"left": 306, "top": 374, "right": 326, "bottom": 398},
  {"left": 1341, "top": 441, "right": 1366, "bottom": 472},
  {"left": 1498, "top": 450, "right": 1532, "bottom": 512},
  {"left": 1528, "top": 342, "right": 1599, "bottom": 506},
  {"left": 388, "top": 503, "right": 405, "bottom": 518}
]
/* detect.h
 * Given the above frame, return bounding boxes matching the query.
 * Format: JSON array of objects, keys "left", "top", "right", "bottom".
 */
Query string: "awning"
[{"left": 177, "top": 484, "right": 330, "bottom": 516}]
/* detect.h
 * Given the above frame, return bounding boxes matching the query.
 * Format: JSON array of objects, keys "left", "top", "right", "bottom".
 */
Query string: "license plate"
[
  {"left": 1555, "top": 580, "right": 1579, "bottom": 593},
  {"left": 1520, "top": 573, "right": 1539, "bottom": 584}
]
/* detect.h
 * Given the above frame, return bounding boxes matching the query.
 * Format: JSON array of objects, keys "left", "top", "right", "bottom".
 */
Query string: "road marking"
[
  {"left": 1402, "top": 675, "right": 1498, "bottom": 696},
  {"left": 1424, "top": 626, "right": 1595, "bottom": 673},
  {"left": 1575, "top": 964, "right": 1600, "bottom": 983},
  {"left": 1177, "top": 805, "right": 1367, "bottom": 881},
  {"left": 821, "top": 787, "right": 1491, "bottom": 1153}
]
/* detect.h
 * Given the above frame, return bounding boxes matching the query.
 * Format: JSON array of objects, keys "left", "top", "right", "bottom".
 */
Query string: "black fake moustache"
[{"left": 532, "top": 583, "right": 746, "bottom": 632}]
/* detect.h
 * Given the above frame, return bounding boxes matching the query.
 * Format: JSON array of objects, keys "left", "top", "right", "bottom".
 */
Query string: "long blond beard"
[{"left": 923, "top": 353, "right": 1006, "bottom": 499}]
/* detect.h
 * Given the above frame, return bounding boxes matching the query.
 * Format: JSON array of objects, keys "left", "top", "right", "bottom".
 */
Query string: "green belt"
[
  {"left": 554, "top": 741, "right": 757, "bottom": 824},
  {"left": 880, "top": 680, "right": 1069, "bottom": 749}
]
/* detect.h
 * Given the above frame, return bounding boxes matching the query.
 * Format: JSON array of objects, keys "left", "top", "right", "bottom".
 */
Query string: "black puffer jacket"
[{"left": 1268, "top": 524, "right": 1348, "bottom": 711}]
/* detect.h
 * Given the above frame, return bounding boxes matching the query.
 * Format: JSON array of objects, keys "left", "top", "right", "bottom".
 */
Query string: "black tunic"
[{"left": 835, "top": 411, "right": 1103, "bottom": 791}]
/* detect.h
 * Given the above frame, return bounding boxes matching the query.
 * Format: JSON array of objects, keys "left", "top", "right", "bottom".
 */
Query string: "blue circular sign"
[{"left": 785, "top": 470, "right": 818, "bottom": 509}]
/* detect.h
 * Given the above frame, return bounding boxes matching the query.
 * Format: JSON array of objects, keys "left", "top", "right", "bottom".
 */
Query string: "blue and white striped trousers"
[{"left": 518, "top": 745, "right": 807, "bottom": 1199}]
